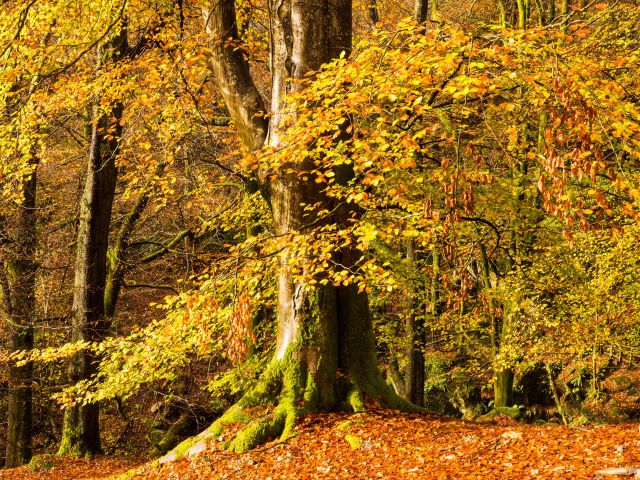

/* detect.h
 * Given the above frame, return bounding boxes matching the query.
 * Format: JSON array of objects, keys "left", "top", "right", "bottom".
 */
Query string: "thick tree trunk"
[
  {"left": 267, "top": 0, "right": 349, "bottom": 408},
  {"left": 59, "top": 30, "right": 126, "bottom": 456},
  {"left": 3, "top": 164, "right": 37, "bottom": 468},
  {"left": 58, "top": 102, "right": 121, "bottom": 456}
]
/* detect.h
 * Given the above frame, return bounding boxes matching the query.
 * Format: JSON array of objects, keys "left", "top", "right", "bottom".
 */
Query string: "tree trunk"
[
  {"left": 516, "top": 0, "right": 530, "bottom": 29},
  {"left": 561, "top": 0, "right": 570, "bottom": 32},
  {"left": 58, "top": 29, "right": 126, "bottom": 456},
  {"left": 3, "top": 163, "right": 37, "bottom": 468},
  {"left": 494, "top": 369, "right": 514, "bottom": 408},
  {"left": 202, "top": 0, "right": 268, "bottom": 152},
  {"left": 267, "top": 0, "right": 363, "bottom": 407},
  {"left": 369, "top": 0, "right": 380, "bottom": 25},
  {"left": 403, "top": 240, "right": 424, "bottom": 407},
  {"left": 414, "top": 0, "right": 429, "bottom": 23}
]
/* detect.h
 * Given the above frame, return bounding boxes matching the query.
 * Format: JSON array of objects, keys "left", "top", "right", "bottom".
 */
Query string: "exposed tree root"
[{"left": 159, "top": 350, "right": 422, "bottom": 464}]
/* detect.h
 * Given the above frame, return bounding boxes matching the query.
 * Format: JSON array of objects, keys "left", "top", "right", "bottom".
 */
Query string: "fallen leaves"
[
  {"left": 0, "top": 455, "right": 141, "bottom": 480},
  {"left": 3, "top": 411, "right": 640, "bottom": 479},
  {"left": 131, "top": 411, "right": 640, "bottom": 480}
]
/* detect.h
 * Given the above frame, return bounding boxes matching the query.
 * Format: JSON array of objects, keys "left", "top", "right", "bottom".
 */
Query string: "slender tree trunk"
[
  {"left": 58, "top": 29, "right": 126, "bottom": 456},
  {"left": 3, "top": 163, "right": 37, "bottom": 468},
  {"left": 104, "top": 162, "right": 166, "bottom": 318},
  {"left": 548, "top": 0, "right": 556, "bottom": 24},
  {"left": 403, "top": 240, "right": 424, "bottom": 406},
  {"left": 516, "top": 0, "right": 529, "bottom": 28},
  {"left": 498, "top": 0, "right": 508, "bottom": 27},
  {"left": 414, "top": 0, "right": 429, "bottom": 23},
  {"left": 561, "top": 0, "right": 570, "bottom": 32},
  {"left": 369, "top": 0, "right": 380, "bottom": 25}
]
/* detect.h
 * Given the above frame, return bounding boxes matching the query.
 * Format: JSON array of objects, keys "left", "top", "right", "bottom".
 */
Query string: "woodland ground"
[{"left": 1, "top": 411, "right": 640, "bottom": 479}]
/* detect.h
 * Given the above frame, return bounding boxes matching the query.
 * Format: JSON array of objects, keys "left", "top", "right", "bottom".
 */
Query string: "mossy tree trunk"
[
  {"left": 104, "top": 162, "right": 168, "bottom": 319},
  {"left": 192, "top": 0, "right": 420, "bottom": 455},
  {"left": 494, "top": 369, "right": 514, "bottom": 408},
  {"left": 58, "top": 28, "right": 127, "bottom": 457},
  {"left": 561, "top": 0, "right": 570, "bottom": 32},
  {"left": 3, "top": 161, "right": 37, "bottom": 468}
]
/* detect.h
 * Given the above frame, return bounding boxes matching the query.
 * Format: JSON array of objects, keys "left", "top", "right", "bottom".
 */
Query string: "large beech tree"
[{"left": 184, "top": 0, "right": 416, "bottom": 452}]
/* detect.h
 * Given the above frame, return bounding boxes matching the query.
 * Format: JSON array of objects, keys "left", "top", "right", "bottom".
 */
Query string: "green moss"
[
  {"left": 114, "top": 469, "right": 138, "bottom": 480},
  {"left": 156, "top": 431, "right": 180, "bottom": 455},
  {"left": 148, "top": 429, "right": 166, "bottom": 446},
  {"left": 478, "top": 405, "right": 524, "bottom": 422},
  {"left": 222, "top": 406, "right": 250, "bottom": 424},
  {"left": 28, "top": 455, "right": 53, "bottom": 472},
  {"left": 303, "top": 369, "right": 318, "bottom": 405},
  {"left": 282, "top": 356, "right": 304, "bottom": 399},
  {"left": 57, "top": 427, "right": 84, "bottom": 457},
  {"left": 278, "top": 397, "right": 299, "bottom": 440},
  {"left": 238, "top": 360, "right": 283, "bottom": 408},
  {"left": 348, "top": 387, "right": 365, "bottom": 413},
  {"left": 204, "top": 405, "right": 251, "bottom": 443},
  {"left": 335, "top": 416, "right": 369, "bottom": 431},
  {"left": 227, "top": 411, "right": 286, "bottom": 452},
  {"left": 160, "top": 433, "right": 202, "bottom": 463}
]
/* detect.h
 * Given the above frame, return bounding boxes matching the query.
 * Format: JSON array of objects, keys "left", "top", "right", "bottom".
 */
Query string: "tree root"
[{"left": 160, "top": 353, "right": 422, "bottom": 462}]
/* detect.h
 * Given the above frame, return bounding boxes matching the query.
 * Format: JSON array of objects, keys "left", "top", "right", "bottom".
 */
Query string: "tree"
[
  {"left": 58, "top": 26, "right": 127, "bottom": 457},
  {"left": 2, "top": 161, "right": 37, "bottom": 467},
  {"left": 191, "top": 0, "right": 415, "bottom": 452},
  {"left": 414, "top": 0, "right": 429, "bottom": 23}
]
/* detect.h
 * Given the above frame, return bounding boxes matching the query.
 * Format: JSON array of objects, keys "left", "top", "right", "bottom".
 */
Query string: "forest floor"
[{"left": 2, "top": 411, "right": 640, "bottom": 479}]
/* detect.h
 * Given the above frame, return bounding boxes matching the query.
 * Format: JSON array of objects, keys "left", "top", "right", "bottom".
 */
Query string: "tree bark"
[
  {"left": 494, "top": 368, "right": 514, "bottom": 408},
  {"left": 560, "top": 0, "right": 570, "bottom": 32},
  {"left": 3, "top": 163, "right": 37, "bottom": 468},
  {"left": 202, "top": 0, "right": 268, "bottom": 152},
  {"left": 369, "top": 0, "right": 380, "bottom": 25},
  {"left": 414, "top": 0, "right": 429, "bottom": 23},
  {"left": 58, "top": 28, "right": 126, "bottom": 457},
  {"left": 267, "top": 0, "right": 350, "bottom": 406},
  {"left": 403, "top": 240, "right": 425, "bottom": 407}
]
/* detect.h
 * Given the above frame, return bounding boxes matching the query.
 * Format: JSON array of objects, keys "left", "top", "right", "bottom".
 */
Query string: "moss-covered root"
[
  {"left": 347, "top": 362, "right": 425, "bottom": 414},
  {"left": 227, "top": 356, "right": 312, "bottom": 452},
  {"left": 157, "top": 357, "right": 311, "bottom": 460},
  {"left": 226, "top": 406, "right": 287, "bottom": 452}
]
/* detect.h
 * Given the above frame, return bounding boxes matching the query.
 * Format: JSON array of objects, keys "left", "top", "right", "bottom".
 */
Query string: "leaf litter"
[{"left": 3, "top": 411, "right": 640, "bottom": 479}]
